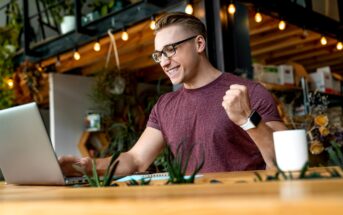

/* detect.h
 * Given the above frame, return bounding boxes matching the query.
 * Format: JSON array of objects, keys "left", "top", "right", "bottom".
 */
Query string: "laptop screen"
[{"left": 0, "top": 103, "right": 66, "bottom": 185}]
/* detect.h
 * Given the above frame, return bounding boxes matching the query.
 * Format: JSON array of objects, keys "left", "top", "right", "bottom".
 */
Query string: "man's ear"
[{"left": 195, "top": 35, "right": 206, "bottom": 53}]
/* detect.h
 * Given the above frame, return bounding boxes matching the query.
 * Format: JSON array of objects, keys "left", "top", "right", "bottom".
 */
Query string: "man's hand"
[
  {"left": 58, "top": 155, "right": 92, "bottom": 177},
  {"left": 222, "top": 84, "right": 252, "bottom": 126}
]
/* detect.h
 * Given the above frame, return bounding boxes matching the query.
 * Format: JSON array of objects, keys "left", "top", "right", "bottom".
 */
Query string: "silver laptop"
[{"left": 0, "top": 102, "right": 86, "bottom": 185}]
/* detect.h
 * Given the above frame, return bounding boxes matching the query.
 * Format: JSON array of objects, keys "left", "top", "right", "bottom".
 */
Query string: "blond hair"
[{"left": 155, "top": 12, "right": 207, "bottom": 41}]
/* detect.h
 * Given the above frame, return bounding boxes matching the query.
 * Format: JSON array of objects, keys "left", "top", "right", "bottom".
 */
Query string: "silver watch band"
[{"left": 240, "top": 118, "right": 256, "bottom": 131}]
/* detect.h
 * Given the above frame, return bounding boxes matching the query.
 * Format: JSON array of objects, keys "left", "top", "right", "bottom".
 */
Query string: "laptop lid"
[{"left": 0, "top": 103, "right": 67, "bottom": 185}]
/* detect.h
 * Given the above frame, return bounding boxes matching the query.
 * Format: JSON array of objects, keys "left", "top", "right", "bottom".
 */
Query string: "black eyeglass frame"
[{"left": 151, "top": 35, "right": 198, "bottom": 63}]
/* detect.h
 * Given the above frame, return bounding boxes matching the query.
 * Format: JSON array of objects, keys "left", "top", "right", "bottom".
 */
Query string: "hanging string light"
[
  {"left": 55, "top": 55, "right": 61, "bottom": 67},
  {"left": 185, "top": 0, "right": 193, "bottom": 15},
  {"left": 93, "top": 38, "right": 101, "bottom": 52},
  {"left": 278, "top": 20, "right": 286, "bottom": 31},
  {"left": 254, "top": 12, "right": 262, "bottom": 23},
  {"left": 150, "top": 16, "right": 156, "bottom": 30},
  {"left": 301, "top": 29, "right": 309, "bottom": 39},
  {"left": 6, "top": 78, "right": 14, "bottom": 89},
  {"left": 73, "top": 48, "right": 81, "bottom": 60},
  {"left": 121, "top": 28, "right": 129, "bottom": 41},
  {"left": 37, "top": 63, "right": 44, "bottom": 72},
  {"left": 320, "top": 36, "right": 327, "bottom": 46},
  {"left": 336, "top": 41, "right": 343, "bottom": 50},
  {"left": 227, "top": 3, "right": 236, "bottom": 15}
]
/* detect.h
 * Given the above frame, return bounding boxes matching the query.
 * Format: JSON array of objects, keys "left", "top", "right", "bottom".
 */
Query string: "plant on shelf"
[
  {"left": 164, "top": 142, "right": 205, "bottom": 184},
  {"left": 87, "top": 0, "right": 115, "bottom": 17},
  {"left": 39, "top": 0, "right": 86, "bottom": 34}
]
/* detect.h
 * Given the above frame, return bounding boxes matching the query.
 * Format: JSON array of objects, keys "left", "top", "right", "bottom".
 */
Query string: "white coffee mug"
[{"left": 273, "top": 129, "right": 309, "bottom": 171}]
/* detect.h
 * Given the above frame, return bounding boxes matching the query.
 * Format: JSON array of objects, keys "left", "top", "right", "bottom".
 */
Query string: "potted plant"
[
  {"left": 87, "top": 0, "right": 115, "bottom": 17},
  {"left": 59, "top": 0, "right": 77, "bottom": 34},
  {"left": 39, "top": 0, "right": 85, "bottom": 34}
]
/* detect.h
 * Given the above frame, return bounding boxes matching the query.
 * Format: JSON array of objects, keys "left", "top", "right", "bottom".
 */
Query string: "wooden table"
[{"left": 1, "top": 168, "right": 343, "bottom": 215}]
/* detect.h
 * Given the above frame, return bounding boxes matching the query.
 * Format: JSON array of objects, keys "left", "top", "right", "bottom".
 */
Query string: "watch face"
[{"left": 250, "top": 110, "right": 261, "bottom": 126}]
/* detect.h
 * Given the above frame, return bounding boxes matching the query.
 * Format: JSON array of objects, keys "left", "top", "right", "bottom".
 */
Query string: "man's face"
[{"left": 154, "top": 25, "right": 198, "bottom": 85}]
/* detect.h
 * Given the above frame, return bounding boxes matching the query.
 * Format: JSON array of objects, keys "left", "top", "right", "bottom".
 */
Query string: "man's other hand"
[{"left": 58, "top": 155, "right": 92, "bottom": 177}]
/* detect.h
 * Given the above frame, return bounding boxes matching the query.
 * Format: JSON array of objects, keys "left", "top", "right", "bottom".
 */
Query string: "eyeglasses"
[{"left": 152, "top": 35, "right": 197, "bottom": 63}]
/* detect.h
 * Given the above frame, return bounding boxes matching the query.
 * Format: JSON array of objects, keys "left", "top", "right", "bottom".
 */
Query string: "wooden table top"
[{"left": 1, "top": 168, "right": 343, "bottom": 215}]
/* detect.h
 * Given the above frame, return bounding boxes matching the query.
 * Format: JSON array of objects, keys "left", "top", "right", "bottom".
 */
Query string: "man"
[{"left": 59, "top": 12, "right": 287, "bottom": 176}]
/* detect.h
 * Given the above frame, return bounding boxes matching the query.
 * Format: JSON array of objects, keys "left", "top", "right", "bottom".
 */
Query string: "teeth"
[{"left": 168, "top": 67, "right": 178, "bottom": 76}]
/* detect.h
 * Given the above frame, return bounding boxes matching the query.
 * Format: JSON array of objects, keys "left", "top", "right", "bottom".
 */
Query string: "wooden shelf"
[{"left": 259, "top": 82, "right": 302, "bottom": 91}]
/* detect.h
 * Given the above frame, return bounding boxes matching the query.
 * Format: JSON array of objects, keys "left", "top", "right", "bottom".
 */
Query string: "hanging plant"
[{"left": 89, "top": 29, "right": 146, "bottom": 157}]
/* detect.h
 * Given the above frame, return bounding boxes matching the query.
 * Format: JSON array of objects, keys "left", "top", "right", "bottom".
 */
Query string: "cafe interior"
[{"left": 0, "top": 0, "right": 343, "bottom": 214}]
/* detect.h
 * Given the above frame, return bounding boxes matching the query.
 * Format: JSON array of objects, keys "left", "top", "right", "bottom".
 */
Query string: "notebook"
[{"left": 0, "top": 102, "right": 86, "bottom": 185}]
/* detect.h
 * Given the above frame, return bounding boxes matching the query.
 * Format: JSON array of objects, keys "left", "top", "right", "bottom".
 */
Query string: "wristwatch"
[{"left": 240, "top": 110, "right": 261, "bottom": 131}]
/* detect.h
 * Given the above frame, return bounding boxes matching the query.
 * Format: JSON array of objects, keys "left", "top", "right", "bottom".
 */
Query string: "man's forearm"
[
  {"left": 247, "top": 122, "right": 277, "bottom": 169},
  {"left": 95, "top": 152, "right": 140, "bottom": 176}
]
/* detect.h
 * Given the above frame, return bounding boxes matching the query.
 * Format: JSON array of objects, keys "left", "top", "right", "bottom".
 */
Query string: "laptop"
[{"left": 0, "top": 102, "right": 86, "bottom": 185}]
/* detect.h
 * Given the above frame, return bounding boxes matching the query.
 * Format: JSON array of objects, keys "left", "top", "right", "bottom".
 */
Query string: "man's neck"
[{"left": 183, "top": 58, "right": 221, "bottom": 89}]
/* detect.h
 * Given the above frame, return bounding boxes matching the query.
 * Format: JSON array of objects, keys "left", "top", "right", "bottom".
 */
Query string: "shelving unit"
[{"left": 259, "top": 82, "right": 302, "bottom": 92}]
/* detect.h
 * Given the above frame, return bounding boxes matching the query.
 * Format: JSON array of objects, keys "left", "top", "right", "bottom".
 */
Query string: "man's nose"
[{"left": 160, "top": 55, "right": 171, "bottom": 67}]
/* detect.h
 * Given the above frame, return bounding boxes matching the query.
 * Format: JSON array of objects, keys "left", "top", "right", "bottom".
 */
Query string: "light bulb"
[
  {"left": 320, "top": 36, "right": 327, "bottom": 45},
  {"left": 73, "top": 50, "right": 80, "bottom": 60},
  {"left": 93, "top": 41, "right": 101, "bottom": 52},
  {"left": 150, "top": 20, "right": 156, "bottom": 30},
  {"left": 336, "top": 41, "right": 343, "bottom": 50},
  {"left": 37, "top": 64, "right": 43, "bottom": 72},
  {"left": 228, "top": 4, "right": 236, "bottom": 15},
  {"left": 255, "top": 12, "right": 262, "bottom": 23},
  {"left": 7, "top": 78, "right": 14, "bottom": 89},
  {"left": 121, "top": 31, "right": 129, "bottom": 41},
  {"left": 185, "top": 4, "right": 193, "bottom": 15},
  {"left": 278, "top": 20, "right": 286, "bottom": 31}
]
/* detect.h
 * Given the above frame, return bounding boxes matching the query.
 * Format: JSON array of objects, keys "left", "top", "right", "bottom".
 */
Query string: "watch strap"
[{"left": 240, "top": 110, "right": 261, "bottom": 131}]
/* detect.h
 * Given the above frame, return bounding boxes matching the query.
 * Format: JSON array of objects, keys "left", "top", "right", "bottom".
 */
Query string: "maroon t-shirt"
[{"left": 147, "top": 72, "right": 281, "bottom": 173}]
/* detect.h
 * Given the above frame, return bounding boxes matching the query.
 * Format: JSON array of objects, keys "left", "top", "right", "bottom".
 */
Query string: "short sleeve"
[
  {"left": 249, "top": 83, "right": 281, "bottom": 122},
  {"left": 146, "top": 99, "right": 162, "bottom": 131}
]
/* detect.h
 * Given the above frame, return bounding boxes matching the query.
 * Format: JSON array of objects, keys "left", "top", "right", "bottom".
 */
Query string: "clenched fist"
[{"left": 222, "top": 84, "right": 252, "bottom": 126}]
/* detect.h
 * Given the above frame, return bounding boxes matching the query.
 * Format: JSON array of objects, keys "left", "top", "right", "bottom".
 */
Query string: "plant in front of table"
[
  {"left": 164, "top": 142, "right": 205, "bottom": 184},
  {"left": 254, "top": 161, "right": 342, "bottom": 182},
  {"left": 73, "top": 151, "right": 121, "bottom": 187},
  {"left": 126, "top": 177, "right": 151, "bottom": 186}
]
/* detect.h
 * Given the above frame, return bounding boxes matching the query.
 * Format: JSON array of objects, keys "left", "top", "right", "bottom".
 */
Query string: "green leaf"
[
  {"left": 254, "top": 172, "right": 263, "bottom": 182},
  {"left": 328, "top": 147, "right": 341, "bottom": 166},
  {"left": 299, "top": 162, "right": 309, "bottom": 179},
  {"left": 104, "top": 160, "right": 120, "bottom": 186},
  {"left": 91, "top": 159, "right": 101, "bottom": 187},
  {"left": 100, "top": 6, "right": 108, "bottom": 16}
]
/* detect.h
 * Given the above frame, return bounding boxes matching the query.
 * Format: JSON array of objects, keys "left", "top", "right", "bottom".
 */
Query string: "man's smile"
[{"left": 166, "top": 66, "right": 180, "bottom": 78}]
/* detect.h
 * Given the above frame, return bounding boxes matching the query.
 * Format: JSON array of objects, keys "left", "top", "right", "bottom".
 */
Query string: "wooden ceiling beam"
[
  {"left": 81, "top": 42, "right": 155, "bottom": 76},
  {"left": 250, "top": 28, "right": 303, "bottom": 47},
  {"left": 249, "top": 19, "right": 279, "bottom": 36},
  {"left": 265, "top": 40, "right": 337, "bottom": 63},
  {"left": 248, "top": 14, "right": 273, "bottom": 30},
  {"left": 299, "top": 50, "right": 343, "bottom": 66},
  {"left": 306, "top": 58, "right": 343, "bottom": 71},
  {"left": 252, "top": 34, "right": 320, "bottom": 56},
  {"left": 41, "top": 20, "right": 154, "bottom": 73}
]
